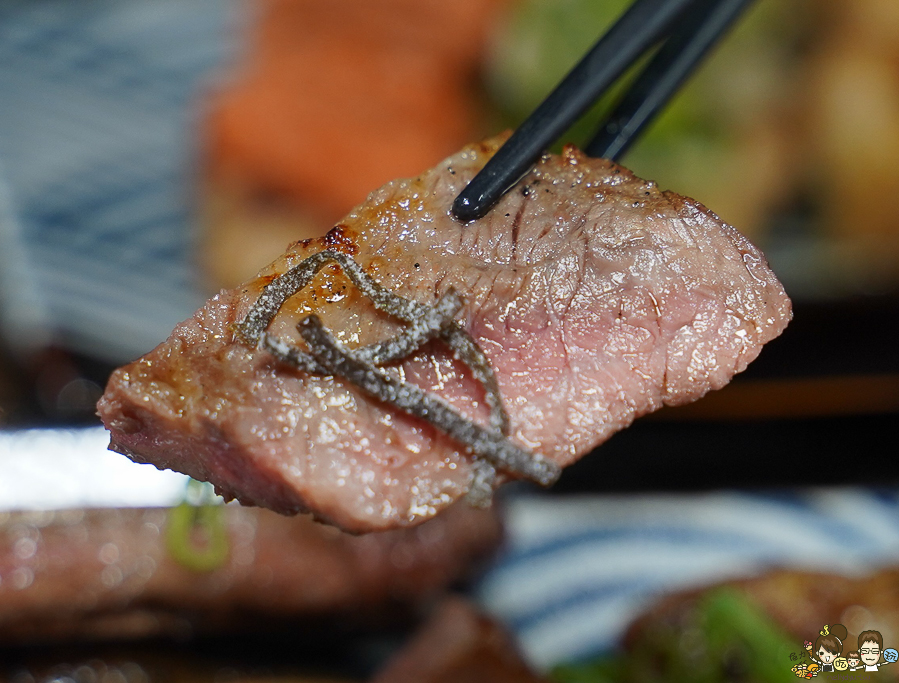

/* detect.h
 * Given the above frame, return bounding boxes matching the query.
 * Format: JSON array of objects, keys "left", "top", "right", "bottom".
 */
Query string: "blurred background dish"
[{"left": 2, "top": 0, "right": 899, "bottom": 679}]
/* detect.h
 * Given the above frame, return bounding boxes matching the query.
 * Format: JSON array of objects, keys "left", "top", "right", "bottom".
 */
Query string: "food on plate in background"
[
  {"left": 202, "top": 0, "right": 507, "bottom": 289},
  {"left": 552, "top": 569, "right": 899, "bottom": 683},
  {"left": 484, "top": 0, "right": 807, "bottom": 245},
  {"left": 200, "top": 0, "right": 899, "bottom": 300},
  {"left": 798, "top": 0, "right": 899, "bottom": 292},
  {"left": 370, "top": 597, "right": 549, "bottom": 683},
  {"left": 486, "top": 0, "right": 899, "bottom": 298},
  {"left": 98, "top": 136, "right": 790, "bottom": 533},
  {"left": 553, "top": 589, "right": 797, "bottom": 682},
  {"left": 1, "top": 598, "right": 541, "bottom": 683},
  {"left": 0, "top": 500, "right": 500, "bottom": 644}
]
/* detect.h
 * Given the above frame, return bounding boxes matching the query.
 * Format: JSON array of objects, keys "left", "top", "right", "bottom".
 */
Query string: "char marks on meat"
[{"left": 98, "top": 136, "right": 791, "bottom": 532}]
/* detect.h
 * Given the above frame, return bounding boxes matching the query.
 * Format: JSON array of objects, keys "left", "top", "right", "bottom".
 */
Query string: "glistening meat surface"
[{"left": 98, "top": 137, "right": 791, "bottom": 532}]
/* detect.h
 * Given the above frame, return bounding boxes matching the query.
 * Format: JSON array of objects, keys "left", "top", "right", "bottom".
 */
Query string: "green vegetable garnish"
[
  {"left": 165, "top": 478, "right": 229, "bottom": 572},
  {"left": 552, "top": 588, "right": 798, "bottom": 683}
]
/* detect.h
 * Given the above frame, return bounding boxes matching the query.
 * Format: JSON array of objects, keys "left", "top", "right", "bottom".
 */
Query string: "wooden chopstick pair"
[{"left": 452, "top": 0, "right": 754, "bottom": 222}]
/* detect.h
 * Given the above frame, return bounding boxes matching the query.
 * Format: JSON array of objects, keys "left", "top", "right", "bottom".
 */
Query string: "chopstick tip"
[{"left": 451, "top": 190, "right": 487, "bottom": 223}]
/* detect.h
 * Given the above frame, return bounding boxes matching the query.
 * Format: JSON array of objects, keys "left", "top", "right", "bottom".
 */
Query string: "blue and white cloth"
[
  {"left": 0, "top": 0, "right": 240, "bottom": 362},
  {"left": 480, "top": 491, "right": 899, "bottom": 667}
]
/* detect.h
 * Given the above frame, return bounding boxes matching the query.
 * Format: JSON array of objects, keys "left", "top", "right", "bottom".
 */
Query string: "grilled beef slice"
[
  {"left": 0, "top": 502, "right": 499, "bottom": 643},
  {"left": 98, "top": 136, "right": 791, "bottom": 532}
]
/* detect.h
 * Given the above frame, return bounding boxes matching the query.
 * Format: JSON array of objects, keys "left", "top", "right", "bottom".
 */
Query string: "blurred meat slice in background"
[
  {"left": 0, "top": 499, "right": 501, "bottom": 644},
  {"left": 371, "top": 597, "right": 550, "bottom": 683}
]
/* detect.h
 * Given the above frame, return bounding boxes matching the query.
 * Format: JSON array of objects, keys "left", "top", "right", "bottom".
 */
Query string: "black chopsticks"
[
  {"left": 586, "top": 0, "right": 754, "bottom": 159},
  {"left": 451, "top": 0, "right": 755, "bottom": 222}
]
